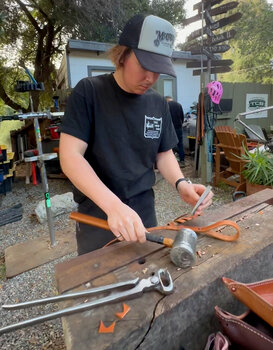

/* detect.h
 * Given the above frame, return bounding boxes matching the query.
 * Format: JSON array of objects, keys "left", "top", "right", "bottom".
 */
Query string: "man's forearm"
[
  {"left": 156, "top": 150, "right": 185, "bottom": 188},
  {"left": 60, "top": 153, "right": 122, "bottom": 215}
]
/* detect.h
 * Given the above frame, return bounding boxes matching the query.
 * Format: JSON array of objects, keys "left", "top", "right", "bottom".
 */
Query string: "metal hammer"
[{"left": 69, "top": 212, "right": 197, "bottom": 268}]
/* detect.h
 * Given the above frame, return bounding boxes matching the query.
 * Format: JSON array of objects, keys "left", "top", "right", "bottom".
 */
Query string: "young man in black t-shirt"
[{"left": 60, "top": 14, "right": 213, "bottom": 255}]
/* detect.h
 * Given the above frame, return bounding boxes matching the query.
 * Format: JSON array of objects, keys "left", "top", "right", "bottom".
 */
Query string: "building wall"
[
  {"left": 68, "top": 51, "right": 114, "bottom": 88},
  {"left": 216, "top": 82, "right": 273, "bottom": 133},
  {"left": 175, "top": 60, "right": 201, "bottom": 113}
]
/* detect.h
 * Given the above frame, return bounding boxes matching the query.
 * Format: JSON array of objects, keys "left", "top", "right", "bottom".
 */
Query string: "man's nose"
[{"left": 145, "top": 71, "right": 159, "bottom": 82}]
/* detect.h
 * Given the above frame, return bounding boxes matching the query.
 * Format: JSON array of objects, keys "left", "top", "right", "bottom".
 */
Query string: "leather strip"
[
  {"left": 70, "top": 212, "right": 240, "bottom": 242},
  {"left": 148, "top": 215, "right": 240, "bottom": 242}
]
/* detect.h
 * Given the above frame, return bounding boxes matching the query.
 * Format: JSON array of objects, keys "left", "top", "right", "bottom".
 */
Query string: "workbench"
[{"left": 55, "top": 189, "right": 273, "bottom": 350}]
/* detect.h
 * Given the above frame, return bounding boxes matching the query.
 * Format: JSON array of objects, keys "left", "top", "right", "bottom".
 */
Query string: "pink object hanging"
[{"left": 207, "top": 81, "right": 223, "bottom": 104}]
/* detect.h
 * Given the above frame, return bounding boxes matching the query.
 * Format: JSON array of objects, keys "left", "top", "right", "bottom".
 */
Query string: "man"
[
  {"left": 59, "top": 14, "right": 213, "bottom": 255},
  {"left": 166, "top": 96, "right": 185, "bottom": 166}
]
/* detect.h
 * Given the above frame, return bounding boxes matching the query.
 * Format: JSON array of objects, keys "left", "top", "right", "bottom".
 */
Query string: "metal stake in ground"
[{"left": 20, "top": 68, "right": 56, "bottom": 246}]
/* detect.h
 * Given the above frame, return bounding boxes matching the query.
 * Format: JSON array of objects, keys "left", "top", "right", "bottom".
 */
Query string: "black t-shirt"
[
  {"left": 168, "top": 100, "right": 184, "bottom": 129},
  {"left": 60, "top": 73, "right": 177, "bottom": 201}
]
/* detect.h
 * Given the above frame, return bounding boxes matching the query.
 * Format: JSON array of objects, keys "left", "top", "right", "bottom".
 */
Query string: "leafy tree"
[
  {"left": 178, "top": 0, "right": 273, "bottom": 84},
  {"left": 217, "top": 0, "right": 273, "bottom": 83},
  {"left": 0, "top": 0, "right": 186, "bottom": 113}
]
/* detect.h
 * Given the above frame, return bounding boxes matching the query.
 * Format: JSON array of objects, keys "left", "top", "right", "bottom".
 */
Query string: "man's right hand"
[{"left": 107, "top": 202, "right": 147, "bottom": 243}]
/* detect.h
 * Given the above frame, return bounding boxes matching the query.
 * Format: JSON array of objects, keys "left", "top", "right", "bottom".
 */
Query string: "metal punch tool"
[
  {"left": 0, "top": 268, "right": 173, "bottom": 335},
  {"left": 191, "top": 185, "right": 212, "bottom": 216}
]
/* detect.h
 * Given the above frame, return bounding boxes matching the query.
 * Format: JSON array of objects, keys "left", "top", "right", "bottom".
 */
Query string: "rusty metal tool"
[{"left": 0, "top": 269, "right": 173, "bottom": 335}]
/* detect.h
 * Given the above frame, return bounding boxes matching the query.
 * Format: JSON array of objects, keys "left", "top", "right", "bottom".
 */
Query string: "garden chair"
[{"left": 213, "top": 125, "right": 247, "bottom": 192}]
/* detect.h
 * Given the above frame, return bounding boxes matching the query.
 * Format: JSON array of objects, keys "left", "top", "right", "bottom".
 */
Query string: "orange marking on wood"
[
  {"left": 115, "top": 303, "right": 131, "bottom": 319},
  {"left": 98, "top": 320, "right": 116, "bottom": 333}
]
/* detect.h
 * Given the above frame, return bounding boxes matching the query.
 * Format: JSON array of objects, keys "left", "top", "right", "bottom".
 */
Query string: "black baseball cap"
[{"left": 119, "top": 14, "right": 176, "bottom": 77}]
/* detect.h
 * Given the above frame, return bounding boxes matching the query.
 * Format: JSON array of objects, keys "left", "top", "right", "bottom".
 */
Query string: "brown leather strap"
[
  {"left": 148, "top": 214, "right": 240, "bottom": 242},
  {"left": 70, "top": 212, "right": 240, "bottom": 242}
]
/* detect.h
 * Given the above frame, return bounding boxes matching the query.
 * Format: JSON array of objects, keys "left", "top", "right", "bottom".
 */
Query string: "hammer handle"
[{"left": 69, "top": 212, "right": 173, "bottom": 248}]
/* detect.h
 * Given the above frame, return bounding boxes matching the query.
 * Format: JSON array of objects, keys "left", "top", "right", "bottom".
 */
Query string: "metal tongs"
[{"left": 0, "top": 268, "right": 173, "bottom": 335}]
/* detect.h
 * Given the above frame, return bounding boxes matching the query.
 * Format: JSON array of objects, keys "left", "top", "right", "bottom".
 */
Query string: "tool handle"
[
  {"left": 145, "top": 233, "right": 173, "bottom": 248},
  {"left": 69, "top": 212, "right": 173, "bottom": 247},
  {"left": 70, "top": 212, "right": 109, "bottom": 230}
]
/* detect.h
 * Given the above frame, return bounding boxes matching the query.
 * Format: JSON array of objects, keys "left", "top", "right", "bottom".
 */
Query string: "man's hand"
[
  {"left": 107, "top": 203, "right": 147, "bottom": 243},
  {"left": 177, "top": 182, "right": 214, "bottom": 216}
]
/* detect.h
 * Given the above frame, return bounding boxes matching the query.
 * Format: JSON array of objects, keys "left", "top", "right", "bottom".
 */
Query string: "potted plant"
[{"left": 239, "top": 145, "right": 273, "bottom": 195}]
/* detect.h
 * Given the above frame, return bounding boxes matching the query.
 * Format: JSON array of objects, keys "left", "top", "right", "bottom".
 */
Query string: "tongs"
[{"left": 0, "top": 268, "right": 173, "bottom": 335}]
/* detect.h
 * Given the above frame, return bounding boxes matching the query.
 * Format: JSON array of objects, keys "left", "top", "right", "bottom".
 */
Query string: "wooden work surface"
[{"left": 55, "top": 189, "right": 273, "bottom": 350}]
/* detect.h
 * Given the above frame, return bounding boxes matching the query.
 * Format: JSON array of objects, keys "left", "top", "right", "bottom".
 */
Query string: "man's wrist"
[{"left": 175, "top": 177, "right": 192, "bottom": 191}]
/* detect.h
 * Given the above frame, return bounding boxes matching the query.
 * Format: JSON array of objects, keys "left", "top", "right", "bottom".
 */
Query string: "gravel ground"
[{"left": 0, "top": 157, "right": 234, "bottom": 349}]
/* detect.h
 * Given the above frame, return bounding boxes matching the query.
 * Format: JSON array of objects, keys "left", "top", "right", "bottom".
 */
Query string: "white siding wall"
[
  {"left": 69, "top": 51, "right": 114, "bottom": 88},
  {"left": 175, "top": 61, "right": 200, "bottom": 113}
]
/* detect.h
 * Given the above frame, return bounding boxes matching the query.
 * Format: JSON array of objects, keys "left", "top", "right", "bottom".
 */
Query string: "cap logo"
[{"left": 154, "top": 31, "right": 175, "bottom": 48}]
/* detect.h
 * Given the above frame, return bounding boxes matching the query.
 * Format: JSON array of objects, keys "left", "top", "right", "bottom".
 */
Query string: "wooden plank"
[
  {"left": 191, "top": 44, "right": 230, "bottom": 55},
  {"left": 188, "top": 12, "right": 242, "bottom": 41},
  {"left": 186, "top": 59, "right": 233, "bottom": 68},
  {"left": 205, "top": 29, "right": 237, "bottom": 45},
  {"left": 55, "top": 239, "right": 170, "bottom": 293},
  {"left": 183, "top": 2, "right": 238, "bottom": 25},
  {"left": 211, "top": 1, "right": 239, "bottom": 16},
  {"left": 5, "top": 223, "right": 77, "bottom": 278},
  {"left": 192, "top": 66, "right": 231, "bottom": 75},
  {"left": 55, "top": 189, "right": 273, "bottom": 293},
  {"left": 193, "top": 0, "right": 224, "bottom": 11}
]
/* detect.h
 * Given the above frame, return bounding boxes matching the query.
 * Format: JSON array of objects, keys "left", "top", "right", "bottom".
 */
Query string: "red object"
[
  {"left": 32, "top": 162, "right": 37, "bottom": 185},
  {"left": 48, "top": 125, "right": 59, "bottom": 139}
]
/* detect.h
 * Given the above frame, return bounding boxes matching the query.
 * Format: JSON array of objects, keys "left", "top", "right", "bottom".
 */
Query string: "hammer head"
[{"left": 170, "top": 229, "right": 197, "bottom": 268}]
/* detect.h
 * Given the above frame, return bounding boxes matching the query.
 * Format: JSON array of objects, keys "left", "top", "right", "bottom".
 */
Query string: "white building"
[{"left": 57, "top": 39, "right": 203, "bottom": 113}]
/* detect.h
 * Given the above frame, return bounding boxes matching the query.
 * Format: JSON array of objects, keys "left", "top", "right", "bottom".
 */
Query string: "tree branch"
[
  {"left": 14, "top": 0, "right": 41, "bottom": 33},
  {"left": 0, "top": 83, "right": 27, "bottom": 113}
]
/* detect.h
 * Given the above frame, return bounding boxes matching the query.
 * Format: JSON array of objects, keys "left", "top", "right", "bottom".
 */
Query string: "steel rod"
[{"left": 2, "top": 278, "right": 139, "bottom": 309}]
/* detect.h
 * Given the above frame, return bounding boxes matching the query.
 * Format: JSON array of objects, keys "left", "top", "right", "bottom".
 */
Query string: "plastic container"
[
  {"left": 0, "top": 161, "right": 10, "bottom": 175},
  {"left": 0, "top": 175, "right": 12, "bottom": 194},
  {"left": 48, "top": 125, "right": 59, "bottom": 139},
  {"left": 0, "top": 145, "right": 7, "bottom": 162}
]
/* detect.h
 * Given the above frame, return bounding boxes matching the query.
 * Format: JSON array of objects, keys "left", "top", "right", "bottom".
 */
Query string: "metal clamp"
[{"left": 0, "top": 269, "right": 173, "bottom": 335}]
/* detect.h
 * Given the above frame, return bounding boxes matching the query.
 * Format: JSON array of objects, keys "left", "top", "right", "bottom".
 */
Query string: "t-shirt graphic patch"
[{"left": 144, "top": 115, "right": 162, "bottom": 139}]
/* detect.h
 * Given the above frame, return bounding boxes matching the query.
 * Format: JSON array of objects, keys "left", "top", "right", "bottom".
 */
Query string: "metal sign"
[
  {"left": 192, "top": 66, "right": 231, "bottom": 76},
  {"left": 183, "top": 2, "right": 238, "bottom": 25},
  {"left": 191, "top": 44, "right": 230, "bottom": 54},
  {"left": 204, "top": 29, "right": 237, "bottom": 45},
  {"left": 193, "top": 0, "right": 224, "bottom": 11},
  {"left": 188, "top": 12, "right": 242, "bottom": 41},
  {"left": 186, "top": 59, "right": 233, "bottom": 68}
]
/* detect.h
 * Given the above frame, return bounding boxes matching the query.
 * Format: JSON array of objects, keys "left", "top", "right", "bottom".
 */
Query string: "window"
[{"left": 87, "top": 66, "right": 115, "bottom": 77}]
